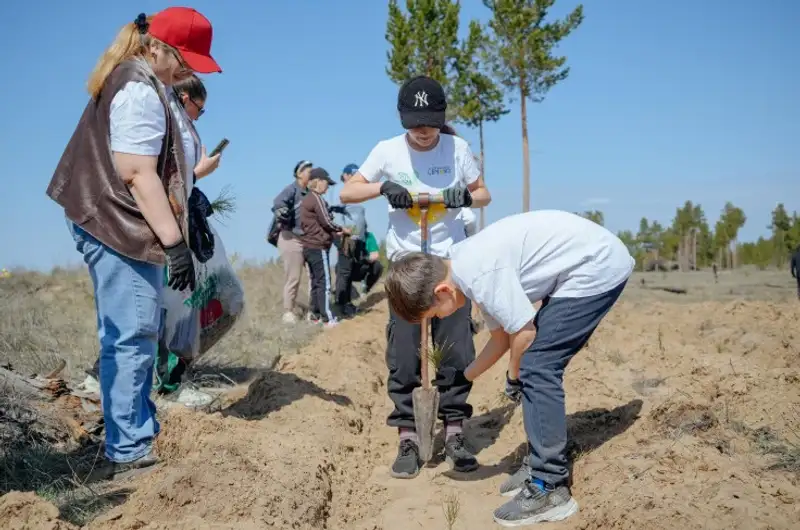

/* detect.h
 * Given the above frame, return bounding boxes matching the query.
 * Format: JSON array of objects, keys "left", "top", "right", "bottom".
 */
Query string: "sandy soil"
[{"left": 6, "top": 275, "right": 800, "bottom": 529}]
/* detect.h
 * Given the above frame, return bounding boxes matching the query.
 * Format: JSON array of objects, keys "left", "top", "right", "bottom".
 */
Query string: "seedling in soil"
[{"left": 442, "top": 491, "right": 460, "bottom": 530}]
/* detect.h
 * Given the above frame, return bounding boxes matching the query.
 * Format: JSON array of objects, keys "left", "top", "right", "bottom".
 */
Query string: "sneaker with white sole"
[
  {"left": 282, "top": 312, "right": 298, "bottom": 324},
  {"left": 493, "top": 479, "right": 578, "bottom": 527}
]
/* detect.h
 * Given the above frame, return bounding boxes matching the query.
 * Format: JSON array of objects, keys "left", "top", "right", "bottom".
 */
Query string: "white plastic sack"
[{"left": 162, "top": 224, "right": 245, "bottom": 362}]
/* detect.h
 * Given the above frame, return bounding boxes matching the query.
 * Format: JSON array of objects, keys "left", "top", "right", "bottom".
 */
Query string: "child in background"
[
  {"left": 299, "top": 168, "right": 349, "bottom": 327},
  {"left": 383, "top": 209, "right": 634, "bottom": 527}
]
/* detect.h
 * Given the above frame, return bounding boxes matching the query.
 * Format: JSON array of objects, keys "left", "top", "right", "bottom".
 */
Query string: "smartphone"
[{"left": 208, "top": 138, "right": 229, "bottom": 157}]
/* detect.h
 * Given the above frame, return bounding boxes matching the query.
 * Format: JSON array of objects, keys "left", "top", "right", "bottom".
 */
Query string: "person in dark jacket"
[
  {"left": 272, "top": 161, "right": 313, "bottom": 323},
  {"left": 299, "top": 168, "right": 350, "bottom": 326},
  {"left": 331, "top": 163, "right": 369, "bottom": 317},
  {"left": 791, "top": 247, "right": 800, "bottom": 299}
]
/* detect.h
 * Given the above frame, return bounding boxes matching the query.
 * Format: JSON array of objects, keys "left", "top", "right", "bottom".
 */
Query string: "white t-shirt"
[
  {"left": 358, "top": 133, "right": 480, "bottom": 261},
  {"left": 458, "top": 207, "right": 478, "bottom": 237},
  {"left": 109, "top": 77, "right": 197, "bottom": 198},
  {"left": 449, "top": 210, "right": 635, "bottom": 334}
]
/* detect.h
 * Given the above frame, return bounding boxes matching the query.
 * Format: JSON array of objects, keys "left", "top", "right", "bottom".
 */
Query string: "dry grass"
[{"left": 0, "top": 260, "right": 321, "bottom": 522}]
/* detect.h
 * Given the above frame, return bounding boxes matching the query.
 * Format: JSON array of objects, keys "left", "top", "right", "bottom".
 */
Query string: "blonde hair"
[{"left": 87, "top": 16, "right": 164, "bottom": 99}]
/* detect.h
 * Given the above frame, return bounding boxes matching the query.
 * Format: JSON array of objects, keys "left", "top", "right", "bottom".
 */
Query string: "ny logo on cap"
[{"left": 414, "top": 91, "right": 429, "bottom": 108}]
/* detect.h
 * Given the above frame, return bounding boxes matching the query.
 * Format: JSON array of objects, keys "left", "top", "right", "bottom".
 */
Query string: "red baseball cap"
[{"left": 148, "top": 7, "right": 222, "bottom": 74}]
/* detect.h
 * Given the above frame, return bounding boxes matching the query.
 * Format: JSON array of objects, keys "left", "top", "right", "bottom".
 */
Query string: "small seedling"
[
  {"left": 657, "top": 327, "right": 665, "bottom": 355},
  {"left": 442, "top": 491, "right": 460, "bottom": 530},
  {"left": 211, "top": 184, "right": 237, "bottom": 222}
]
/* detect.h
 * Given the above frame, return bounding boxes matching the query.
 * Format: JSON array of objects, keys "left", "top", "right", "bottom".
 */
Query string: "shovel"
[{"left": 410, "top": 192, "right": 445, "bottom": 463}]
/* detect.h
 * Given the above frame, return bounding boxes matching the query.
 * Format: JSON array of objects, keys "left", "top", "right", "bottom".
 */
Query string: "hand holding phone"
[{"left": 208, "top": 138, "right": 229, "bottom": 158}]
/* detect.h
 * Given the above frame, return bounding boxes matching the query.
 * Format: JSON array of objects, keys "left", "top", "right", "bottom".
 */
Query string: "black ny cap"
[{"left": 397, "top": 75, "right": 447, "bottom": 129}]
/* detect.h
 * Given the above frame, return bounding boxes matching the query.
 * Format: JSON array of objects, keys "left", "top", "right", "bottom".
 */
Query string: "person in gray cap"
[{"left": 330, "top": 163, "right": 369, "bottom": 317}]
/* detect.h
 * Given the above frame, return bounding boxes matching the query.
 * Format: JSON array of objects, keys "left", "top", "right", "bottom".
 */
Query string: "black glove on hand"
[
  {"left": 432, "top": 366, "right": 471, "bottom": 389},
  {"left": 164, "top": 240, "right": 196, "bottom": 292},
  {"left": 505, "top": 372, "right": 522, "bottom": 404},
  {"left": 442, "top": 186, "right": 473, "bottom": 209},
  {"left": 380, "top": 181, "right": 413, "bottom": 209}
]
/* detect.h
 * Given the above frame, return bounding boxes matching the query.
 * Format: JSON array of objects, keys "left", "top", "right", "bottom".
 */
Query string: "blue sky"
[{"left": 2, "top": 0, "right": 798, "bottom": 270}]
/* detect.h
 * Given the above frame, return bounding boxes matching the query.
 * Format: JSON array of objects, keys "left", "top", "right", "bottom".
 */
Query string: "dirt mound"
[
  {"left": 12, "top": 293, "right": 797, "bottom": 529},
  {"left": 0, "top": 492, "right": 77, "bottom": 530}
]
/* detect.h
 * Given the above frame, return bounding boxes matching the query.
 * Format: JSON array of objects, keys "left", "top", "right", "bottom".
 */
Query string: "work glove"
[
  {"left": 380, "top": 181, "right": 413, "bottom": 209},
  {"left": 442, "top": 186, "right": 473, "bottom": 209},
  {"left": 432, "top": 366, "right": 471, "bottom": 389},
  {"left": 164, "top": 240, "right": 196, "bottom": 292},
  {"left": 505, "top": 372, "right": 523, "bottom": 404}
]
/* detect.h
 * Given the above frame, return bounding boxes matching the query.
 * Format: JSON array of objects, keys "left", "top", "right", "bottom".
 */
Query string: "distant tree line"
[{"left": 578, "top": 202, "right": 800, "bottom": 271}]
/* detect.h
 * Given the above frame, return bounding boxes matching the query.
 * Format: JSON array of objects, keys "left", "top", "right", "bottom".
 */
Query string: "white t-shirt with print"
[
  {"left": 109, "top": 77, "right": 197, "bottom": 199},
  {"left": 448, "top": 210, "right": 635, "bottom": 334},
  {"left": 358, "top": 133, "right": 480, "bottom": 261}
]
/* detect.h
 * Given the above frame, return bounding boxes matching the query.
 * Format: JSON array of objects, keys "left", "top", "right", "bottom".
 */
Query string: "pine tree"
[{"left": 482, "top": 0, "right": 584, "bottom": 212}]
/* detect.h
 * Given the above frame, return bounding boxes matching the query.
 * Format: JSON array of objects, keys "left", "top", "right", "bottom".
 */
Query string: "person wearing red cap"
[{"left": 46, "top": 7, "right": 221, "bottom": 479}]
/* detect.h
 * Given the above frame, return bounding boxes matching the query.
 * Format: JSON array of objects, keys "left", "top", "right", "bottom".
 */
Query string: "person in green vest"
[{"left": 360, "top": 230, "right": 384, "bottom": 294}]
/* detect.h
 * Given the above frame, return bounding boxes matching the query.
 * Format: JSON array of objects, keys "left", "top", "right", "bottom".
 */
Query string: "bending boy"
[{"left": 384, "top": 210, "right": 634, "bottom": 527}]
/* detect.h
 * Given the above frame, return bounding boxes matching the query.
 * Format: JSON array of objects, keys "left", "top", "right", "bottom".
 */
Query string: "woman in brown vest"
[{"left": 45, "top": 7, "right": 222, "bottom": 478}]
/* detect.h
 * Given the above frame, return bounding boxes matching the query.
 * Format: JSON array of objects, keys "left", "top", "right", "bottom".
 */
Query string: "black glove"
[
  {"left": 505, "top": 372, "right": 522, "bottom": 404},
  {"left": 432, "top": 366, "right": 471, "bottom": 389},
  {"left": 442, "top": 186, "right": 473, "bottom": 208},
  {"left": 164, "top": 240, "right": 196, "bottom": 292},
  {"left": 380, "top": 181, "right": 413, "bottom": 209},
  {"left": 328, "top": 205, "right": 347, "bottom": 215}
]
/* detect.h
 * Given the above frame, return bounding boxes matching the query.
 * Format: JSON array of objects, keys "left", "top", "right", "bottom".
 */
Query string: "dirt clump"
[{"left": 0, "top": 492, "right": 77, "bottom": 530}]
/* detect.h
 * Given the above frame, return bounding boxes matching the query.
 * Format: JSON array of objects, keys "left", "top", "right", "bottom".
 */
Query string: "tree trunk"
[
  {"left": 478, "top": 120, "right": 486, "bottom": 232},
  {"left": 520, "top": 85, "right": 530, "bottom": 212}
]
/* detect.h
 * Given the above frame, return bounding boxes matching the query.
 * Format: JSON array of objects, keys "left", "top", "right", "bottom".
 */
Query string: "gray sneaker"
[
  {"left": 493, "top": 480, "right": 578, "bottom": 527},
  {"left": 499, "top": 455, "right": 530, "bottom": 497}
]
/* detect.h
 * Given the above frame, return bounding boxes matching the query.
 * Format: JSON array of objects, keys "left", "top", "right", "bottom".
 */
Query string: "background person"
[
  {"left": 45, "top": 7, "right": 221, "bottom": 477},
  {"left": 83, "top": 73, "right": 224, "bottom": 398},
  {"left": 791, "top": 246, "right": 800, "bottom": 299},
  {"left": 339, "top": 75, "right": 491, "bottom": 479},
  {"left": 272, "top": 161, "right": 313, "bottom": 323},
  {"left": 332, "top": 163, "right": 369, "bottom": 317},
  {"left": 299, "top": 168, "right": 348, "bottom": 326}
]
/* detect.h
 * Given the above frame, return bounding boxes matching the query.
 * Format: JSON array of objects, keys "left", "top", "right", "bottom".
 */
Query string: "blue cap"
[{"left": 341, "top": 163, "right": 359, "bottom": 178}]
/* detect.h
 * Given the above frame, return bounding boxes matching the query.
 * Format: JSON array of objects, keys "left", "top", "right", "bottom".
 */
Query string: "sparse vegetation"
[{"left": 442, "top": 490, "right": 460, "bottom": 530}]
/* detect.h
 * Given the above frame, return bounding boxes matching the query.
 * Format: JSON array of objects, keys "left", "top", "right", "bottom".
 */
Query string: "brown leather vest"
[{"left": 46, "top": 59, "right": 188, "bottom": 265}]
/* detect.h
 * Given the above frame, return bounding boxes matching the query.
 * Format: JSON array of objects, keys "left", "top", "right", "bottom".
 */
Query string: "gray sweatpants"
[{"left": 520, "top": 280, "right": 627, "bottom": 486}]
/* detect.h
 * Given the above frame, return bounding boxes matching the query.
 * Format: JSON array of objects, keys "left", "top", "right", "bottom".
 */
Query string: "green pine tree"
[{"left": 482, "top": 0, "right": 584, "bottom": 212}]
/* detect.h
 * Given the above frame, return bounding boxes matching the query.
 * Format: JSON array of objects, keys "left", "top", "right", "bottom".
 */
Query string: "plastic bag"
[{"left": 162, "top": 224, "right": 245, "bottom": 362}]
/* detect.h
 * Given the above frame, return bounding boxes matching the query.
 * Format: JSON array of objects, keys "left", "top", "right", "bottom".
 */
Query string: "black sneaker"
[
  {"left": 390, "top": 439, "right": 421, "bottom": 479},
  {"left": 493, "top": 479, "right": 578, "bottom": 527},
  {"left": 91, "top": 453, "right": 159, "bottom": 481},
  {"left": 341, "top": 304, "right": 359, "bottom": 318},
  {"left": 444, "top": 433, "right": 479, "bottom": 472}
]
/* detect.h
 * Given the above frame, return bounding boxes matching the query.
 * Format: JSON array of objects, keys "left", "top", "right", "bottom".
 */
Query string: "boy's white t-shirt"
[
  {"left": 358, "top": 133, "right": 480, "bottom": 261},
  {"left": 448, "top": 210, "right": 635, "bottom": 334}
]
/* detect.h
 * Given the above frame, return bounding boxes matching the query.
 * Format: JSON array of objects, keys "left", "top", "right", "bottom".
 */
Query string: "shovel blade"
[{"left": 412, "top": 386, "right": 440, "bottom": 463}]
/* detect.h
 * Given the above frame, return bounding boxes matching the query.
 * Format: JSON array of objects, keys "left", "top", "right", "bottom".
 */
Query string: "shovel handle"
[{"left": 410, "top": 193, "right": 445, "bottom": 207}]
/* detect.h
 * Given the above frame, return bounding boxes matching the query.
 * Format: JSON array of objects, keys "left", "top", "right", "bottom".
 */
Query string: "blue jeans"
[
  {"left": 68, "top": 222, "right": 162, "bottom": 463},
  {"left": 520, "top": 280, "right": 628, "bottom": 486}
]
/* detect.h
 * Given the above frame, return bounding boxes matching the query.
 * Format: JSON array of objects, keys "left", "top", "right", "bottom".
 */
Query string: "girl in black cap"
[{"left": 339, "top": 75, "right": 491, "bottom": 479}]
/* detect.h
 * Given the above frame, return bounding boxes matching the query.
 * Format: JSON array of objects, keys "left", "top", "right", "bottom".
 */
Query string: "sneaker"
[
  {"left": 323, "top": 320, "right": 339, "bottom": 329},
  {"left": 499, "top": 455, "right": 531, "bottom": 497},
  {"left": 282, "top": 312, "right": 297, "bottom": 324},
  {"left": 341, "top": 304, "right": 359, "bottom": 318},
  {"left": 174, "top": 387, "right": 214, "bottom": 408},
  {"left": 444, "top": 433, "right": 479, "bottom": 472},
  {"left": 493, "top": 479, "right": 579, "bottom": 527},
  {"left": 306, "top": 313, "right": 321, "bottom": 324},
  {"left": 91, "top": 453, "right": 159, "bottom": 482},
  {"left": 390, "top": 439, "right": 422, "bottom": 479}
]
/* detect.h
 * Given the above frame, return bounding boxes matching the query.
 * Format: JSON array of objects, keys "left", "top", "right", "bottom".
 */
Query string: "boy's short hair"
[{"left": 385, "top": 252, "right": 448, "bottom": 323}]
